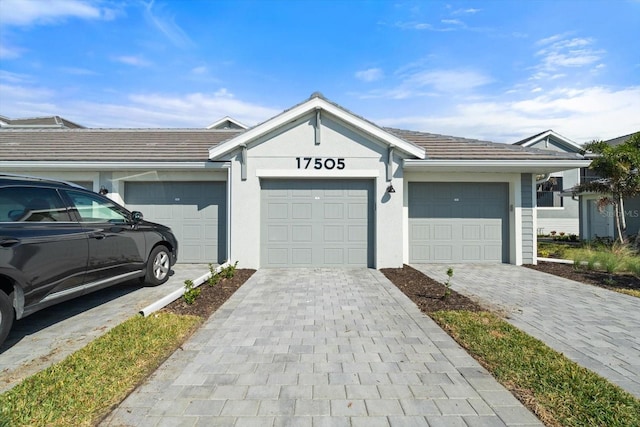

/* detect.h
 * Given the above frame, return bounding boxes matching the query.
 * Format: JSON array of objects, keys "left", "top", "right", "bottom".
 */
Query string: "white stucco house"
[{"left": 0, "top": 93, "right": 590, "bottom": 268}]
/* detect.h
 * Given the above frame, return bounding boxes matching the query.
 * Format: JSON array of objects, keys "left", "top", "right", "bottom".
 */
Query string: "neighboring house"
[
  {"left": 578, "top": 132, "right": 640, "bottom": 240},
  {"left": 513, "top": 130, "right": 583, "bottom": 236},
  {"left": 207, "top": 116, "right": 248, "bottom": 130},
  {"left": 0, "top": 93, "right": 590, "bottom": 268},
  {"left": 0, "top": 115, "right": 85, "bottom": 129}
]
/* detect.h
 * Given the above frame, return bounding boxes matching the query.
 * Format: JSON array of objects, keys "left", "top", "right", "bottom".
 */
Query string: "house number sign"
[{"left": 296, "top": 157, "right": 345, "bottom": 170}]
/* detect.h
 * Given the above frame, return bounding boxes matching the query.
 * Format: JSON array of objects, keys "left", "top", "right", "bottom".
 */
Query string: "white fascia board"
[
  {"left": 208, "top": 97, "right": 426, "bottom": 160},
  {"left": 0, "top": 161, "right": 230, "bottom": 170},
  {"left": 403, "top": 159, "right": 592, "bottom": 174}
]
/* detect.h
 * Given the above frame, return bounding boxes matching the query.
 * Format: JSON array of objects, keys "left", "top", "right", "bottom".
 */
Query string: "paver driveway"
[
  {"left": 412, "top": 264, "right": 640, "bottom": 398},
  {"left": 102, "top": 268, "right": 541, "bottom": 426}
]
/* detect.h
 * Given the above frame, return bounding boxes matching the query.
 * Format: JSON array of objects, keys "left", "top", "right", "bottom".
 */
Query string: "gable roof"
[
  {"left": 0, "top": 129, "right": 241, "bottom": 162},
  {"left": 208, "top": 93, "right": 427, "bottom": 160},
  {"left": 513, "top": 129, "right": 583, "bottom": 152},
  {"left": 604, "top": 131, "right": 638, "bottom": 146},
  {"left": 207, "top": 116, "right": 248, "bottom": 130},
  {"left": 389, "top": 128, "right": 585, "bottom": 160},
  {"left": 0, "top": 115, "right": 85, "bottom": 129}
]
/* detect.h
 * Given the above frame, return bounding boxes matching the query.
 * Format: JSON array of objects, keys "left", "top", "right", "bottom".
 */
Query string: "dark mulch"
[
  {"left": 525, "top": 262, "right": 639, "bottom": 292},
  {"left": 162, "top": 269, "right": 256, "bottom": 318},
  {"left": 381, "top": 265, "right": 483, "bottom": 313}
]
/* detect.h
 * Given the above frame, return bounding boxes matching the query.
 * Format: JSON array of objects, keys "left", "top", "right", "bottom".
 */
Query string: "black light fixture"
[
  {"left": 386, "top": 183, "right": 396, "bottom": 193},
  {"left": 99, "top": 186, "right": 109, "bottom": 195}
]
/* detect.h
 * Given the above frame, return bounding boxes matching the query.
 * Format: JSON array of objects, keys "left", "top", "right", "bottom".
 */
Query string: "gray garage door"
[
  {"left": 125, "top": 181, "right": 226, "bottom": 263},
  {"left": 261, "top": 180, "right": 373, "bottom": 267},
  {"left": 409, "top": 182, "right": 509, "bottom": 263}
]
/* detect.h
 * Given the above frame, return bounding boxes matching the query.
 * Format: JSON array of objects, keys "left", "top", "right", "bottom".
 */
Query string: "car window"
[
  {"left": 0, "top": 187, "right": 72, "bottom": 222},
  {"left": 65, "top": 190, "right": 128, "bottom": 223}
]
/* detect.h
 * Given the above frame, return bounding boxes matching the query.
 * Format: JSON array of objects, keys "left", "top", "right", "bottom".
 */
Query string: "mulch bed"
[
  {"left": 161, "top": 269, "right": 256, "bottom": 318},
  {"left": 525, "top": 262, "right": 639, "bottom": 292},
  {"left": 381, "top": 265, "right": 484, "bottom": 313}
]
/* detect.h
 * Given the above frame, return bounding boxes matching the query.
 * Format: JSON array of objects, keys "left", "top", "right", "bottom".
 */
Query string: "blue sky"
[{"left": 1, "top": 0, "right": 638, "bottom": 143}]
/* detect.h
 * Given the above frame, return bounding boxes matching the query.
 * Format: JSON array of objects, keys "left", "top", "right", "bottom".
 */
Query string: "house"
[
  {"left": 578, "top": 132, "right": 640, "bottom": 240},
  {"left": 513, "top": 130, "right": 583, "bottom": 237},
  {"left": 0, "top": 93, "right": 591, "bottom": 268},
  {"left": 0, "top": 115, "right": 85, "bottom": 129}
]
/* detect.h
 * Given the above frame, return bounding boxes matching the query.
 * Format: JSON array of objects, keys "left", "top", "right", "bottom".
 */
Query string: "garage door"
[
  {"left": 409, "top": 182, "right": 509, "bottom": 263},
  {"left": 261, "top": 180, "right": 373, "bottom": 267},
  {"left": 124, "top": 182, "right": 226, "bottom": 263}
]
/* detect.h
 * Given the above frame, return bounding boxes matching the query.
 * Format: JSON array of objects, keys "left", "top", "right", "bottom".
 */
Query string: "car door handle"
[
  {"left": 89, "top": 232, "right": 106, "bottom": 240},
  {"left": 0, "top": 238, "right": 20, "bottom": 247}
]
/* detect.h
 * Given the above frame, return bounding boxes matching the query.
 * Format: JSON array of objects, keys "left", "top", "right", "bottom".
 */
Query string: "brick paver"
[
  {"left": 412, "top": 263, "right": 640, "bottom": 398},
  {"left": 101, "top": 268, "right": 542, "bottom": 426}
]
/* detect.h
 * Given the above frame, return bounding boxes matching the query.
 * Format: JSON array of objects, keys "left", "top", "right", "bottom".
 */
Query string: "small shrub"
[
  {"left": 183, "top": 279, "right": 200, "bottom": 305},
  {"left": 442, "top": 267, "right": 454, "bottom": 300},
  {"left": 222, "top": 261, "right": 238, "bottom": 279},
  {"left": 208, "top": 263, "right": 221, "bottom": 286}
]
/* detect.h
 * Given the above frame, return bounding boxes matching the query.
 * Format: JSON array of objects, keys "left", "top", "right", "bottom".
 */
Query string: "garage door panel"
[
  {"left": 409, "top": 182, "right": 508, "bottom": 263},
  {"left": 268, "top": 203, "right": 288, "bottom": 219},
  {"left": 433, "top": 246, "right": 453, "bottom": 261},
  {"left": 261, "top": 180, "right": 373, "bottom": 267},
  {"left": 292, "top": 203, "right": 312, "bottom": 219},
  {"left": 267, "top": 225, "right": 288, "bottom": 242},
  {"left": 323, "top": 225, "right": 344, "bottom": 242},
  {"left": 462, "top": 245, "right": 481, "bottom": 261},
  {"left": 433, "top": 224, "right": 452, "bottom": 240},
  {"left": 125, "top": 181, "right": 226, "bottom": 263},
  {"left": 292, "top": 225, "right": 312, "bottom": 241},
  {"left": 348, "top": 225, "right": 367, "bottom": 242},
  {"left": 324, "top": 204, "right": 344, "bottom": 219},
  {"left": 324, "top": 248, "right": 344, "bottom": 264},
  {"left": 462, "top": 224, "right": 481, "bottom": 240}
]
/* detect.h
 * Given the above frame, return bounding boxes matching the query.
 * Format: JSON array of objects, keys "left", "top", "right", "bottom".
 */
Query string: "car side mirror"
[{"left": 131, "top": 211, "right": 144, "bottom": 223}]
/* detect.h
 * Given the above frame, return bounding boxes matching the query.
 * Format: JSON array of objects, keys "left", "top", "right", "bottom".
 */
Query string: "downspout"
[{"left": 226, "top": 162, "right": 232, "bottom": 264}]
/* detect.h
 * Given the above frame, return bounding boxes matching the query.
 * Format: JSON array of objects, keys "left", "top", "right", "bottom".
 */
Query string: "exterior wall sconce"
[
  {"left": 386, "top": 183, "right": 396, "bottom": 193},
  {"left": 99, "top": 186, "right": 109, "bottom": 195}
]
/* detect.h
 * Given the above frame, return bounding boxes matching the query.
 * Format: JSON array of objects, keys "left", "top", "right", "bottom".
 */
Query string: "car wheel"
[
  {"left": 0, "top": 291, "right": 15, "bottom": 347},
  {"left": 144, "top": 246, "right": 171, "bottom": 286}
]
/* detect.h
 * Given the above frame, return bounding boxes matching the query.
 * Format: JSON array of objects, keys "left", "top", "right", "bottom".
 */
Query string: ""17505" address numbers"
[{"left": 296, "top": 157, "right": 345, "bottom": 170}]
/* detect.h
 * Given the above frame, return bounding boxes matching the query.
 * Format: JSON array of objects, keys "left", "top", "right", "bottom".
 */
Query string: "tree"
[{"left": 574, "top": 132, "right": 640, "bottom": 244}]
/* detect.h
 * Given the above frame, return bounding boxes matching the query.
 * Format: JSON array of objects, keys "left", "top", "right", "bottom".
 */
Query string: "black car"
[{"left": 0, "top": 174, "right": 178, "bottom": 346}]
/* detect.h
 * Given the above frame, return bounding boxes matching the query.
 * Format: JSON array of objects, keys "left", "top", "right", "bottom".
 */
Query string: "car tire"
[
  {"left": 0, "top": 291, "right": 15, "bottom": 347},
  {"left": 144, "top": 246, "right": 171, "bottom": 286}
]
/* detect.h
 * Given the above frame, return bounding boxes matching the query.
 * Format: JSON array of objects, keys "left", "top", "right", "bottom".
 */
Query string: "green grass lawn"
[
  {"left": 0, "top": 312, "right": 201, "bottom": 427},
  {"left": 432, "top": 311, "right": 640, "bottom": 427}
]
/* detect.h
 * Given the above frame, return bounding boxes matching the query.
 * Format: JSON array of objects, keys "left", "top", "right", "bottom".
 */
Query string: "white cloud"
[
  {"left": 112, "top": 55, "right": 152, "bottom": 67},
  {"left": 405, "top": 69, "right": 493, "bottom": 93},
  {"left": 378, "top": 86, "right": 640, "bottom": 143},
  {"left": 534, "top": 35, "right": 604, "bottom": 72},
  {"left": 0, "top": 0, "right": 112, "bottom": 26},
  {"left": 0, "top": 42, "right": 23, "bottom": 59},
  {"left": 143, "top": 0, "right": 193, "bottom": 49},
  {"left": 0, "top": 78, "right": 280, "bottom": 128},
  {"left": 355, "top": 68, "right": 383, "bottom": 83},
  {"left": 452, "top": 8, "right": 481, "bottom": 15},
  {"left": 191, "top": 66, "right": 208, "bottom": 75}
]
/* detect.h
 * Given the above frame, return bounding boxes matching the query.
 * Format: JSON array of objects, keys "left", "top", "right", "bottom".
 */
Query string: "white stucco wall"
[{"left": 225, "top": 112, "right": 406, "bottom": 269}]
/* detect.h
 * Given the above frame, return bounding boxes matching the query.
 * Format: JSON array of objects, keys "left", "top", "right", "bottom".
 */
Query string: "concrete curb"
[{"left": 139, "top": 262, "right": 229, "bottom": 317}]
